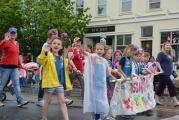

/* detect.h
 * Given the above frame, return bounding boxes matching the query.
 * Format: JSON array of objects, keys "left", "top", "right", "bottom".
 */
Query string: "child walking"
[
  {"left": 83, "top": 43, "right": 111, "bottom": 120},
  {"left": 103, "top": 47, "right": 124, "bottom": 103},
  {"left": 37, "top": 38, "right": 72, "bottom": 120}
]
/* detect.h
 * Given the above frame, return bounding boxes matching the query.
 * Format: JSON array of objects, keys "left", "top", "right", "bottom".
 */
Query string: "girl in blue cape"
[{"left": 83, "top": 43, "right": 111, "bottom": 120}]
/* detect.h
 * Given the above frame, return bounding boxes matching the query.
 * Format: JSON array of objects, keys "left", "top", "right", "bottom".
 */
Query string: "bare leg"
[
  {"left": 172, "top": 97, "right": 179, "bottom": 106},
  {"left": 155, "top": 95, "right": 163, "bottom": 105},
  {"left": 42, "top": 92, "right": 52, "bottom": 119},
  {"left": 57, "top": 92, "right": 69, "bottom": 120}
]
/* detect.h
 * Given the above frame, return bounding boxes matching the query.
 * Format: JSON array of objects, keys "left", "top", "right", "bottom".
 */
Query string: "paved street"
[{"left": 0, "top": 88, "right": 179, "bottom": 120}]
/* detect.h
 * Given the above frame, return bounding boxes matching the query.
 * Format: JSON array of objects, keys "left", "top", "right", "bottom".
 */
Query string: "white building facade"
[{"left": 75, "top": 0, "right": 179, "bottom": 73}]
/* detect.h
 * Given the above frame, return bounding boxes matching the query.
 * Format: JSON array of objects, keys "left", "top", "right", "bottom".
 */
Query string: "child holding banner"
[
  {"left": 110, "top": 45, "right": 156, "bottom": 118},
  {"left": 103, "top": 46, "right": 124, "bottom": 103},
  {"left": 111, "top": 44, "right": 135, "bottom": 119},
  {"left": 118, "top": 44, "right": 134, "bottom": 79},
  {"left": 142, "top": 52, "right": 163, "bottom": 75},
  {"left": 112, "top": 50, "right": 122, "bottom": 69}
]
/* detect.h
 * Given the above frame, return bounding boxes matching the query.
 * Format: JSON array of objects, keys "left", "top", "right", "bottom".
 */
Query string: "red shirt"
[
  {"left": 0, "top": 40, "right": 22, "bottom": 68},
  {"left": 68, "top": 47, "right": 84, "bottom": 73}
]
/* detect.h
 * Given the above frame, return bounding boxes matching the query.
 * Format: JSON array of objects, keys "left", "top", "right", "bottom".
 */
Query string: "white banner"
[{"left": 110, "top": 75, "right": 156, "bottom": 116}]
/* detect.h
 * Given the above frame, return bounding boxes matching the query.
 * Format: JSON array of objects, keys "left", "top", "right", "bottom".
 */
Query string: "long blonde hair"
[
  {"left": 162, "top": 41, "right": 172, "bottom": 56},
  {"left": 122, "top": 44, "right": 134, "bottom": 56}
]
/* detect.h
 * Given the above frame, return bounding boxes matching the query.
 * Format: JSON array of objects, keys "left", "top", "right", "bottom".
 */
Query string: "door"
[{"left": 141, "top": 40, "right": 152, "bottom": 55}]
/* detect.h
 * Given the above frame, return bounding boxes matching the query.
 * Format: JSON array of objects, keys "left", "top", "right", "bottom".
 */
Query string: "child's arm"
[
  {"left": 37, "top": 42, "right": 51, "bottom": 65},
  {"left": 37, "top": 50, "right": 49, "bottom": 65},
  {"left": 155, "top": 61, "right": 164, "bottom": 73},
  {"left": 118, "top": 65, "right": 127, "bottom": 79},
  {"left": 69, "top": 60, "right": 81, "bottom": 74},
  {"left": 111, "top": 69, "right": 125, "bottom": 80}
]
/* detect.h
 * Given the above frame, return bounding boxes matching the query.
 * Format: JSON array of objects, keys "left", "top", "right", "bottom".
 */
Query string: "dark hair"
[
  {"left": 87, "top": 44, "right": 92, "bottom": 50},
  {"left": 149, "top": 56, "right": 155, "bottom": 61}
]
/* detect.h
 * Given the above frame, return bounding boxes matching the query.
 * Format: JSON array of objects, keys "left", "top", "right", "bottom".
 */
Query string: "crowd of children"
[{"left": 1, "top": 27, "right": 179, "bottom": 120}]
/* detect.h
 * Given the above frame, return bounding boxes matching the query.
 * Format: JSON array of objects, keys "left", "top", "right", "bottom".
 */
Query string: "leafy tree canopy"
[{"left": 0, "top": 0, "right": 91, "bottom": 58}]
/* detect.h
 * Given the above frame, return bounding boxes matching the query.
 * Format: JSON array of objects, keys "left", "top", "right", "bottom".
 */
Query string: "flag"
[
  {"left": 172, "top": 36, "right": 176, "bottom": 44},
  {"left": 167, "top": 35, "right": 170, "bottom": 41}
]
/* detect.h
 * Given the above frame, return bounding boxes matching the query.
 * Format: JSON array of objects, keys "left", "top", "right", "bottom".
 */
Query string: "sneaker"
[
  {"left": 0, "top": 101, "right": 4, "bottom": 107},
  {"left": 36, "top": 100, "right": 44, "bottom": 107},
  {"left": 65, "top": 97, "right": 73, "bottom": 106},
  {"left": 17, "top": 100, "right": 29, "bottom": 107}
]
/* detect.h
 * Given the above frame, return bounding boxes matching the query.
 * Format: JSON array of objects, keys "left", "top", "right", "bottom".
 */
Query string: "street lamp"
[{"left": 100, "top": 32, "right": 106, "bottom": 45}]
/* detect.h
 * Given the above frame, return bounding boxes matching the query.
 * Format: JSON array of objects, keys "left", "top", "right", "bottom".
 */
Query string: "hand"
[
  {"left": 111, "top": 75, "right": 116, "bottom": 80},
  {"left": 42, "top": 43, "right": 50, "bottom": 52},
  {"left": 113, "top": 69, "right": 119, "bottom": 74},
  {"left": 68, "top": 52, "right": 73, "bottom": 60},
  {"left": 76, "top": 70, "right": 81, "bottom": 75},
  {"left": 44, "top": 44, "right": 50, "bottom": 52},
  {"left": 73, "top": 67, "right": 81, "bottom": 74},
  {"left": 4, "top": 32, "right": 10, "bottom": 41},
  {"left": 121, "top": 76, "right": 125, "bottom": 81}
]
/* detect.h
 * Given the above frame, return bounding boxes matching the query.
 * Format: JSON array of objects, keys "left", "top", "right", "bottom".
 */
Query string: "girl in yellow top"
[{"left": 37, "top": 37, "right": 72, "bottom": 120}]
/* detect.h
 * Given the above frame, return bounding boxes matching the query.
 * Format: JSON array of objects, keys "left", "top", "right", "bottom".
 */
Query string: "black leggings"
[{"left": 156, "top": 75, "right": 177, "bottom": 97}]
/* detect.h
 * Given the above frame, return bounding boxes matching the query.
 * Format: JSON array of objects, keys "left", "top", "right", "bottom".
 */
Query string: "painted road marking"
[{"left": 156, "top": 107, "right": 179, "bottom": 113}]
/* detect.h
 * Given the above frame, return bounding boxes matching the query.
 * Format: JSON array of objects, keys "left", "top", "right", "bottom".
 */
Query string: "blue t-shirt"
[
  {"left": 156, "top": 52, "right": 173, "bottom": 75},
  {"left": 119, "top": 56, "right": 132, "bottom": 77}
]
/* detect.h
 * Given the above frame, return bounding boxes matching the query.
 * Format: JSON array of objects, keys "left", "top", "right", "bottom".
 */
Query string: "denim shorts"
[{"left": 44, "top": 86, "right": 64, "bottom": 93}]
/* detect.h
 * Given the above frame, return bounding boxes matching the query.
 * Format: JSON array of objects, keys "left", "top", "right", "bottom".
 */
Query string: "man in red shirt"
[
  {"left": 67, "top": 37, "right": 85, "bottom": 97},
  {"left": 0, "top": 27, "right": 29, "bottom": 107}
]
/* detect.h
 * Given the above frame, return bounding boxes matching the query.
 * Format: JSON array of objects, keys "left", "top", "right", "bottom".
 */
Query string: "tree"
[
  {"left": 0, "top": 0, "right": 91, "bottom": 59},
  {"left": 0, "top": 0, "right": 23, "bottom": 38}
]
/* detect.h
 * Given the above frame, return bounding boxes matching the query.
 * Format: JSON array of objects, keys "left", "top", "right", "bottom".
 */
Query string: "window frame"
[
  {"left": 116, "top": 34, "right": 132, "bottom": 51},
  {"left": 96, "top": 0, "right": 107, "bottom": 16},
  {"left": 149, "top": 0, "right": 160, "bottom": 9},
  {"left": 121, "top": 0, "right": 132, "bottom": 13},
  {"left": 141, "top": 26, "right": 153, "bottom": 37},
  {"left": 76, "top": 0, "right": 84, "bottom": 13}
]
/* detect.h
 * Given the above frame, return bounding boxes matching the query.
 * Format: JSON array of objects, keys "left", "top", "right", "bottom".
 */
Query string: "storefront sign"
[{"left": 87, "top": 26, "right": 115, "bottom": 33}]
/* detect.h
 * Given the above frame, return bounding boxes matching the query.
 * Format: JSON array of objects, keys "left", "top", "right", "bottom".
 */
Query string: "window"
[
  {"left": 76, "top": 0, "right": 84, "bottom": 13},
  {"left": 161, "top": 31, "right": 179, "bottom": 63},
  {"left": 141, "top": 26, "right": 153, "bottom": 37},
  {"left": 116, "top": 34, "right": 132, "bottom": 51},
  {"left": 121, "top": 0, "right": 132, "bottom": 12},
  {"left": 97, "top": 0, "right": 107, "bottom": 16},
  {"left": 149, "top": 0, "right": 160, "bottom": 9}
]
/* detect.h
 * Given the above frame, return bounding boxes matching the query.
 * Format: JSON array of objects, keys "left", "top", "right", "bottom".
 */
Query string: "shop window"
[
  {"left": 149, "top": 0, "right": 160, "bottom": 9},
  {"left": 76, "top": 0, "right": 84, "bottom": 13},
  {"left": 116, "top": 34, "right": 132, "bottom": 51},
  {"left": 121, "top": 0, "right": 132, "bottom": 12},
  {"left": 97, "top": 0, "right": 107, "bottom": 16},
  {"left": 141, "top": 26, "right": 153, "bottom": 37}
]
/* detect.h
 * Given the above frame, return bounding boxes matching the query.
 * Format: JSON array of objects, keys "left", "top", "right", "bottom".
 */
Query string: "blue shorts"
[{"left": 44, "top": 86, "right": 64, "bottom": 93}]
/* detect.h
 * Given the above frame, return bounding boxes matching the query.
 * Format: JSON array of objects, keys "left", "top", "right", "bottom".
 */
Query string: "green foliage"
[{"left": 0, "top": 0, "right": 91, "bottom": 57}]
